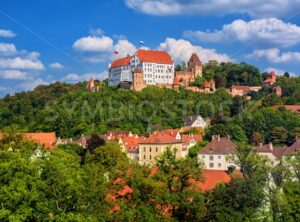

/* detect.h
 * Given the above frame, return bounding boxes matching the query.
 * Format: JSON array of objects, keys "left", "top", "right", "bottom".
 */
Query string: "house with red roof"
[
  {"left": 255, "top": 139, "right": 300, "bottom": 166},
  {"left": 204, "top": 79, "right": 216, "bottom": 93},
  {"left": 262, "top": 71, "right": 277, "bottom": 87},
  {"left": 198, "top": 135, "right": 237, "bottom": 170},
  {"left": 119, "top": 135, "right": 145, "bottom": 161},
  {"left": 273, "top": 105, "right": 300, "bottom": 115},
  {"left": 138, "top": 129, "right": 202, "bottom": 165},
  {"left": 229, "top": 85, "right": 262, "bottom": 97},
  {"left": 109, "top": 49, "right": 174, "bottom": 87},
  {"left": 0, "top": 132, "right": 56, "bottom": 149},
  {"left": 108, "top": 56, "right": 132, "bottom": 86}
]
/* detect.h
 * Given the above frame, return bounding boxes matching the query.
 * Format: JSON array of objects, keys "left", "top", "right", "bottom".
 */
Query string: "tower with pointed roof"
[{"left": 188, "top": 53, "right": 202, "bottom": 78}]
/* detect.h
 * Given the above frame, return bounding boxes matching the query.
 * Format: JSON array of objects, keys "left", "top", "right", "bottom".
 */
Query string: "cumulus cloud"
[
  {"left": 158, "top": 38, "right": 231, "bottom": 64},
  {"left": 114, "top": 39, "right": 137, "bottom": 58},
  {"left": 0, "top": 57, "right": 45, "bottom": 70},
  {"left": 124, "top": 0, "right": 300, "bottom": 18},
  {"left": 0, "top": 29, "right": 16, "bottom": 38},
  {"left": 73, "top": 36, "right": 114, "bottom": 52},
  {"left": 0, "top": 43, "right": 17, "bottom": 56},
  {"left": 246, "top": 48, "right": 300, "bottom": 63},
  {"left": 0, "top": 70, "right": 27, "bottom": 80},
  {"left": 49, "top": 62, "right": 64, "bottom": 69},
  {"left": 61, "top": 71, "right": 108, "bottom": 83},
  {"left": 184, "top": 18, "right": 300, "bottom": 48}
]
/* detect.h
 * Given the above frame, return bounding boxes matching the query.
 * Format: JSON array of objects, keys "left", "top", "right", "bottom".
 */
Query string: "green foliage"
[
  {"left": 262, "top": 94, "right": 282, "bottom": 107},
  {"left": 188, "top": 141, "right": 208, "bottom": 158},
  {"left": 189, "top": 76, "right": 205, "bottom": 87},
  {"left": 203, "top": 61, "right": 262, "bottom": 87}
]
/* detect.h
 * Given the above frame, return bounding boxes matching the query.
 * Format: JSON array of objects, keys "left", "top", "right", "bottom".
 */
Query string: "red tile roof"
[
  {"left": 190, "top": 170, "right": 231, "bottom": 191},
  {"left": 0, "top": 132, "right": 56, "bottom": 149},
  {"left": 173, "top": 77, "right": 180, "bottom": 85},
  {"left": 200, "top": 137, "right": 236, "bottom": 155},
  {"left": 121, "top": 136, "right": 144, "bottom": 153},
  {"left": 204, "top": 80, "right": 210, "bottom": 88},
  {"left": 136, "top": 49, "right": 173, "bottom": 65},
  {"left": 282, "top": 138, "right": 300, "bottom": 156},
  {"left": 273, "top": 105, "right": 300, "bottom": 115},
  {"left": 110, "top": 56, "right": 132, "bottom": 69},
  {"left": 255, "top": 144, "right": 288, "bottom": 159},
  {"left": 181, "top": 134, "right": 202, "bottom": 147},
  {"left": 139, "top": 132, "right": 181, "bottom": 144}
]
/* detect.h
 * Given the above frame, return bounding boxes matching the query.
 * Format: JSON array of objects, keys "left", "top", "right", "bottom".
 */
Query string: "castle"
[
  {"left": 174, "top": 53, "right": 202, "bottom": 87},
  {"left": 107, "top": 50, "right": 215, "bottom": 93}
]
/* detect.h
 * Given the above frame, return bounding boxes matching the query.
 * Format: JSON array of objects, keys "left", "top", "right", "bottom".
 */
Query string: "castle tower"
[
  {"left": 132, "top": 67, "right": 146, "bottom": 91},
  {"left": 188, "top": 53, "right": 202, "bottom": 78},
  {"left": 87, "top": 77, "right": 95, "bottom": 92}
]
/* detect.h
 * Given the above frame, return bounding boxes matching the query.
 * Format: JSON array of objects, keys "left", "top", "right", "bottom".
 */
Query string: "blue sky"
[{"left": 0, "top": 0, "right": 300, "bottom": 96}]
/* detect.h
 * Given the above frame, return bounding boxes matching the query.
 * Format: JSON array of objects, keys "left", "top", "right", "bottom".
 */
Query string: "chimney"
[
  {"left": 217, "top": 135, "right": 221, "bottom": 142},
  {"left": 269, "top": 143, "right": 273, "bottom": 151}
]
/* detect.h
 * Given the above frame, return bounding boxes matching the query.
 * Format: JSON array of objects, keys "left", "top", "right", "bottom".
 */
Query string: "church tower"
[{"left": 188, "top": 53, "right": 202, "bottom": 78}]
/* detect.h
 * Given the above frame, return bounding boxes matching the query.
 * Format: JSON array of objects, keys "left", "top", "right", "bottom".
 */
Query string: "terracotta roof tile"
[
  {"left": 282, "top": 138, "right": 300, "bottom": 155},
  {"left": 200, "top": 137, "right": 236, "bottom": 155},
  {"left": 137, "top": 49, "right": 173, "bottom": 65},
  {"left": 190, "top": 170, "right": 231, "bottom": 191},
  {"left": 110, "top": 56, "right": 132, "bottom": 69},
  {"left": 255, "top": 144, "right": 288, "bottom": 159}
]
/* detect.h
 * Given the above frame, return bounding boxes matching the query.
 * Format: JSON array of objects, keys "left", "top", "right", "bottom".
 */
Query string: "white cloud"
[
  {"left": 18, "top": 78, "right": 50, "bottom": 91},
  {"left": 124, "top": 0, "right": 300, "bottom": 18},
  {"left": 0, "top": 70, "right": 27, "bottom": 80},
  {"left": 264, "top": 67, "right": 297, "bottom": 77},
  {"left": 89, "top": 27, "right": 105, "bottom": 36},
  {"left": 0, "top": 29, "right": 16, "bottom": 38},
  {"left": 246, "top": 48, "right": 300, "bottom": 63},
  {"left": 0, "top": 43, "right": 17, "bottom": 56},
  {"left": 49, "top": 62, "right": 64, "bottom": 69},
  {"left": 0, "top": 57, "right": 45, "bottom": 70},
  {"left": 114, "top": 39, "right": 137, "bottom": 58},
  {"left": 184, "top": 18, "right": 300, "bottom": 48},
  {"left": 73, "top": 36, "right": 114, "bottom": 52},
  {"left": 61, "top": 71, "right": 108, "bottom": 83},
  {"left": 158, "top": 37, "right": 231, "bottom": 64}
]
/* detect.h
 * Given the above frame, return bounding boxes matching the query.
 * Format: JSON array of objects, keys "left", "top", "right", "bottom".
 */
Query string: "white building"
[
  {"left": 108, "top": 49, "right": 174, "bottom": 86},
  {"left": 108, "top": 56, "right": 132, "bottom": 86},
  {"left": 198, "top": 135, "right": 237, "bottom": 171},
  {"left": 255, "top": 139, "right": 300, "bottom": 166},
  {"left": 184, "top": 115, "right": 208, "bottom": 129}
]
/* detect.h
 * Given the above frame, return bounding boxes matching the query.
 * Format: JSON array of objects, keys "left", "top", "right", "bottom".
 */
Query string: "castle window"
[
  {"left": 209, "top": 163, "right": 214, "bottom": 168},
  {"left": 209, "top": 156, "right": 214, "bottom": 161}
]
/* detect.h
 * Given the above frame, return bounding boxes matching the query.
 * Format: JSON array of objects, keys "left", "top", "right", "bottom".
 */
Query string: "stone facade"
[
  {"left": 132, "top": 67, "right": 147, "bottom": 91},
  {"left": 174, "top": 53, "right": 202, "bottom": 87}
]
